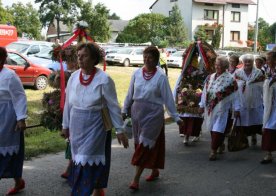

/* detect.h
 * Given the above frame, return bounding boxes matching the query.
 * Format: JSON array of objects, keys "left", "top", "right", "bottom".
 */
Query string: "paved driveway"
[{"left": 1, "top": 123, "right": 276, "bottom": 196}]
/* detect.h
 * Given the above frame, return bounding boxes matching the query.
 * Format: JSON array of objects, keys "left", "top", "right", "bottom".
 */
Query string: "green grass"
[{"left": 24, "top": 66, "right": 182, "bottom": 159}]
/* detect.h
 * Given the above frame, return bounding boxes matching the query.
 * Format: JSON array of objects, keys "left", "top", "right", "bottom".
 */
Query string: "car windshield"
[
  {"left": 7, "top": 43, "right": 30, "bottom": 53},
  {"left": 171, "top": 51, "right": 184, "bottom": 57},
  {"left": 117, "top": 48, "right": 133, "bottom": 54},
  {"left": 34, "top": 48, "right": 52, "bottom": 59}
]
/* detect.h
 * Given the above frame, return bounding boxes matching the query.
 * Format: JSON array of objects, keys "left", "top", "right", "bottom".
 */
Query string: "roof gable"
[{"left": 109, "top": 20, "right": 129, "bottom": 32}]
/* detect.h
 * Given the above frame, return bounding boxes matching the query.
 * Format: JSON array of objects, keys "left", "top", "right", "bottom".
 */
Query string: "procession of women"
[{"left": 1, "top": 40, "right": 276, "bottom": 195}]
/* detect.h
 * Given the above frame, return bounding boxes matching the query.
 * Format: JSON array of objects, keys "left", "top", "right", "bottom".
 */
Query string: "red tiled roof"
[{"left": 193, "top": 0, "right": 256, "bottom": 5}]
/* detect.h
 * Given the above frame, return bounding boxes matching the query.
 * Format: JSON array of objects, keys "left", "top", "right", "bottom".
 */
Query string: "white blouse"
[
  {"left": 0, "top": 67, "right": 27, "bottom": 120},
  {"left": 62, "top": 68, "right": 124, "bottom": 133},
  {"left": 123, "top": 67, "right": 180, "bottom": 122}
]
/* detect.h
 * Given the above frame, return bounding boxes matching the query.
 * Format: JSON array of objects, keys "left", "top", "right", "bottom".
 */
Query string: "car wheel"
[
  {"left": 123, "top": 59, "right": 130, "bottom": 67},
  {"left": 35, "top": 75, "right": 48, "bottom": 90}
]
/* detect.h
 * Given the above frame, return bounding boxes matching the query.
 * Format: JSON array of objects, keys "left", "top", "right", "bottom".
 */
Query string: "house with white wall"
[{"left": 150, "top": 0, "right": 255, "bottom": 48}]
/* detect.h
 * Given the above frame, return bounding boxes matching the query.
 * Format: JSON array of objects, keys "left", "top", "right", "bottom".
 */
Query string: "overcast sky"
[{"left": 2, "top": 0, "right": 276, "bottom": 24}]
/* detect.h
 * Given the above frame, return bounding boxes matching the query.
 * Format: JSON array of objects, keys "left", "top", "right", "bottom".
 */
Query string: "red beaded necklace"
[
  {"left": 142, "top": 67, "right": 157, "bottom": 80},
  {"left": 79, "top": 67, "right": 97, "bottom": 86}
]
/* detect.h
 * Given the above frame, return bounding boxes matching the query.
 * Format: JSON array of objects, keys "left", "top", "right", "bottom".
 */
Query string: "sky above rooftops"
[{"left": 2, "top": 0, "right": 276, "bottom": 25}]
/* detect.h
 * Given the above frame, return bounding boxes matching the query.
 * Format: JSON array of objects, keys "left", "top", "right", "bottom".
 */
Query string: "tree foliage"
[
  {"left": 35, "top": 0, "right": 83, "bottom": 38},
  {"left": 269, "top": 22, "right": 276, "bottom": 43},
  {"left": 78, "top": 2, "right": 111, "bottom": 42},
  {"left": 248, "top": 18, "right": 276, "bottom": 50},
  {"left": 257, "top": 18, "right": 273, "bottom": 50},
  {"left": 166, "top": 4, "right": 188, "bottom": 47},
  {"left": 116, "top": 13, "right": 167, "bottom": 45},
  {"left": 7, "top": 3, "right": 41, "bottom": 39},
  {"left": 211, "top": 25, "right": 222, "bottom": 49},
  {"left": 108, "top": 13, "right": 121, "bottom": 20},
  {"left": 0, "top": 0, "right": 14, "bottom": 24},
  {"left": 194, "top": 26, "right": 208, "bottom": 42}
]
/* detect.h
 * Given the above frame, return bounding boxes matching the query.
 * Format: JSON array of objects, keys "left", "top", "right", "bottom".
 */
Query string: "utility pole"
[{"left": 254, "top": 0, "right": 259, "bottom": 53}]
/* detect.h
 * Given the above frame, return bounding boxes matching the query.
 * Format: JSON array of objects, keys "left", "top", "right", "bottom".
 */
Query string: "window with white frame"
[
  {"left": 231, "top": 12, "right": 240, "bottom": 22},
  {"left": 230, "top": 31, "right": 240, "bottom": 41},
  {"left": 170, "top": 0, "right": 177, "bottom": 2},
  {"left": 204, "top": 10, "right": 219, "bottom": 20}
]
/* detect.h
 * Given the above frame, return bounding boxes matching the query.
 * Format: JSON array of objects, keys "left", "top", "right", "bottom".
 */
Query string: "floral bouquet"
[{"left": 177, "top": 87, "right": 203, "bottom": 114}]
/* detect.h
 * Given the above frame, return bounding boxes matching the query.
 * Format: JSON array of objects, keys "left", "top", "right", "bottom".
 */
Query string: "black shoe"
[{"left": 260, "top": 159, "right": 272, "bottom": 164}]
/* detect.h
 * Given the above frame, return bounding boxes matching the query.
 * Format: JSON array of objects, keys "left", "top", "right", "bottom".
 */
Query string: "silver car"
[
  {"left": 6, "top": 40, "right": 53, "bottom": 56},
  {"left": 105, "top": 47, "right": 145, "bottom": 67}
]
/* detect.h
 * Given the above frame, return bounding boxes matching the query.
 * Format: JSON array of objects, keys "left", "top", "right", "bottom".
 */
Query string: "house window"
[
  {"left": 205, "top": 30, "right": 214, "bottom": 40},
  {"left": 230, "top": 31, "right": 240, "bottom": 41},
  {"left": 231, "top": 12, "right": 240, "bottom": 22},
  {"left": 232, "top": 4, "right": 240, "bottom": 8},
  {"left": 170, "top": 0, "right": 177, "bottom": 2},
  {"left": 205, "top": 3, "right": 214, "bottom": 6},
  {"left": 204, "top": 10, "right": 219, "bottom": 20}
]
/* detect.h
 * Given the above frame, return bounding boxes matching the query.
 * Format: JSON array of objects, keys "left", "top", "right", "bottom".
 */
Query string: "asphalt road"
[{"left": 1, "top": 123, "right": 276, "bottom": 196}]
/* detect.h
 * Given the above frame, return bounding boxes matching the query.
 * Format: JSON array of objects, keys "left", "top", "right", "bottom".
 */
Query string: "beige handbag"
[{"left": 101, "top": 86, "right": 113, "bottom": 131}]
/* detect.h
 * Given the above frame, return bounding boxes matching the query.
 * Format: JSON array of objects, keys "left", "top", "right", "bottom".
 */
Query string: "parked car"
[
  {"left": 105, "top": 47, "right": 145, "bottom": 66},
  {"left": 216, "top": 50, "right": 235, "bottom": 57},
  {"left": 167, "top": 50, "right": 185, "bottom": 68},
  {"left": 5, "top": 50, "right": 52, "bottom": 90},
  {"left": 27, "top": 48, "right": 67, "bottom": 71},
  {"left": 6, "top": 40, "right": 53, "bottom": 56},
  {"left": 165, "top": 48, "right": 177, "bottom": 56},
  {"left": 103, "top": 47, "right": 121, "bottom": 56}
]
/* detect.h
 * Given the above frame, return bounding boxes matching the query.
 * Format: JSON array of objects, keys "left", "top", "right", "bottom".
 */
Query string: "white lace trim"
[
  {"left": 73, "top": 154, "right": 105, "bottom": 166},
  {"left": 0, "top": 145, "right": 19, "bottom": 156},
  {"left": 139, "top": 135, "right": 156, "bottom": 149}
]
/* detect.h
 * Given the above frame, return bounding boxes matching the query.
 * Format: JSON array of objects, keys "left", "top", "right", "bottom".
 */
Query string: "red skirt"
[
  {"left": 210, "top": 131, "right": 225, "bottom": 151},
  {"left": 262, "top": 129, "right": 276, "bottom": 151},
  {"left": 131, "top": 125, "right": 165, "bottom": 169},
  {"left": 179, "top": 117, "right": 203, "bottom": 137}
]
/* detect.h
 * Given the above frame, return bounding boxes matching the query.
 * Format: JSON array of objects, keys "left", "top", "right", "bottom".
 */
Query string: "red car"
[{"left": 5, "top": 50, "right": 52, "bottom": 90}]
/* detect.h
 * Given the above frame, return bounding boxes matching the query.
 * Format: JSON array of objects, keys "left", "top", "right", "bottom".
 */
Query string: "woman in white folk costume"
[
  {"left": 122, "top": 46, "right": 183, "bottom": 190},
  {"left": 234, "top": 54, "right": 265, "bottom": 146},
  {"left": 0, "top": 47, "right": 27, "bottom": 195},
  {"left": 199, "top": 56, "right": 240, "bottom": 161},
  {"left": 62, "top": 43, "right": 129, "bottom": 196},
  {"left": 261, "top": 51, "right": 276, "bottom": 164}
]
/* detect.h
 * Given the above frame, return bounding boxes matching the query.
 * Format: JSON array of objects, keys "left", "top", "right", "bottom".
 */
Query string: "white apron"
[
  {"left": 0, "top": 100, "right": 20, "bottom": 156},
  {"left": 69, "top": 107, "right": 107, "bottom": 166}
]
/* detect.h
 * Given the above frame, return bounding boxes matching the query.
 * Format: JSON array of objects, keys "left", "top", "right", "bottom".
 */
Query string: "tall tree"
[
  {"left": 0, "top": 0, "right": 14, "bottom": 24},
  {"left": 116, "top": 13, "right": 167, "bottom": 45},
  {"left": 79, "top": 2, "right": 111, "bottom": 42},
  {"left": 35, "top": 0, "right": 83, "bottom": 39},
  {"left": 257, "top": 18, "right": 272, "bottom": 50},
  {"left": 269, "top": 22, "right": 276, "bottom": 43},
  {"left": 194, "top": 26, "right": 208, "bottom": 42},
  {"left": 211, "top": 24, "right": 222, "bottom": 49},
  {"left": 108, "top": 13, "right": 121, "bottom": 20},
  {"left": 166, "top": 4, "right": 188, "bottom": 47},
  {"left": 8, "top": 3, "right": 41, "bottom": 39}
]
